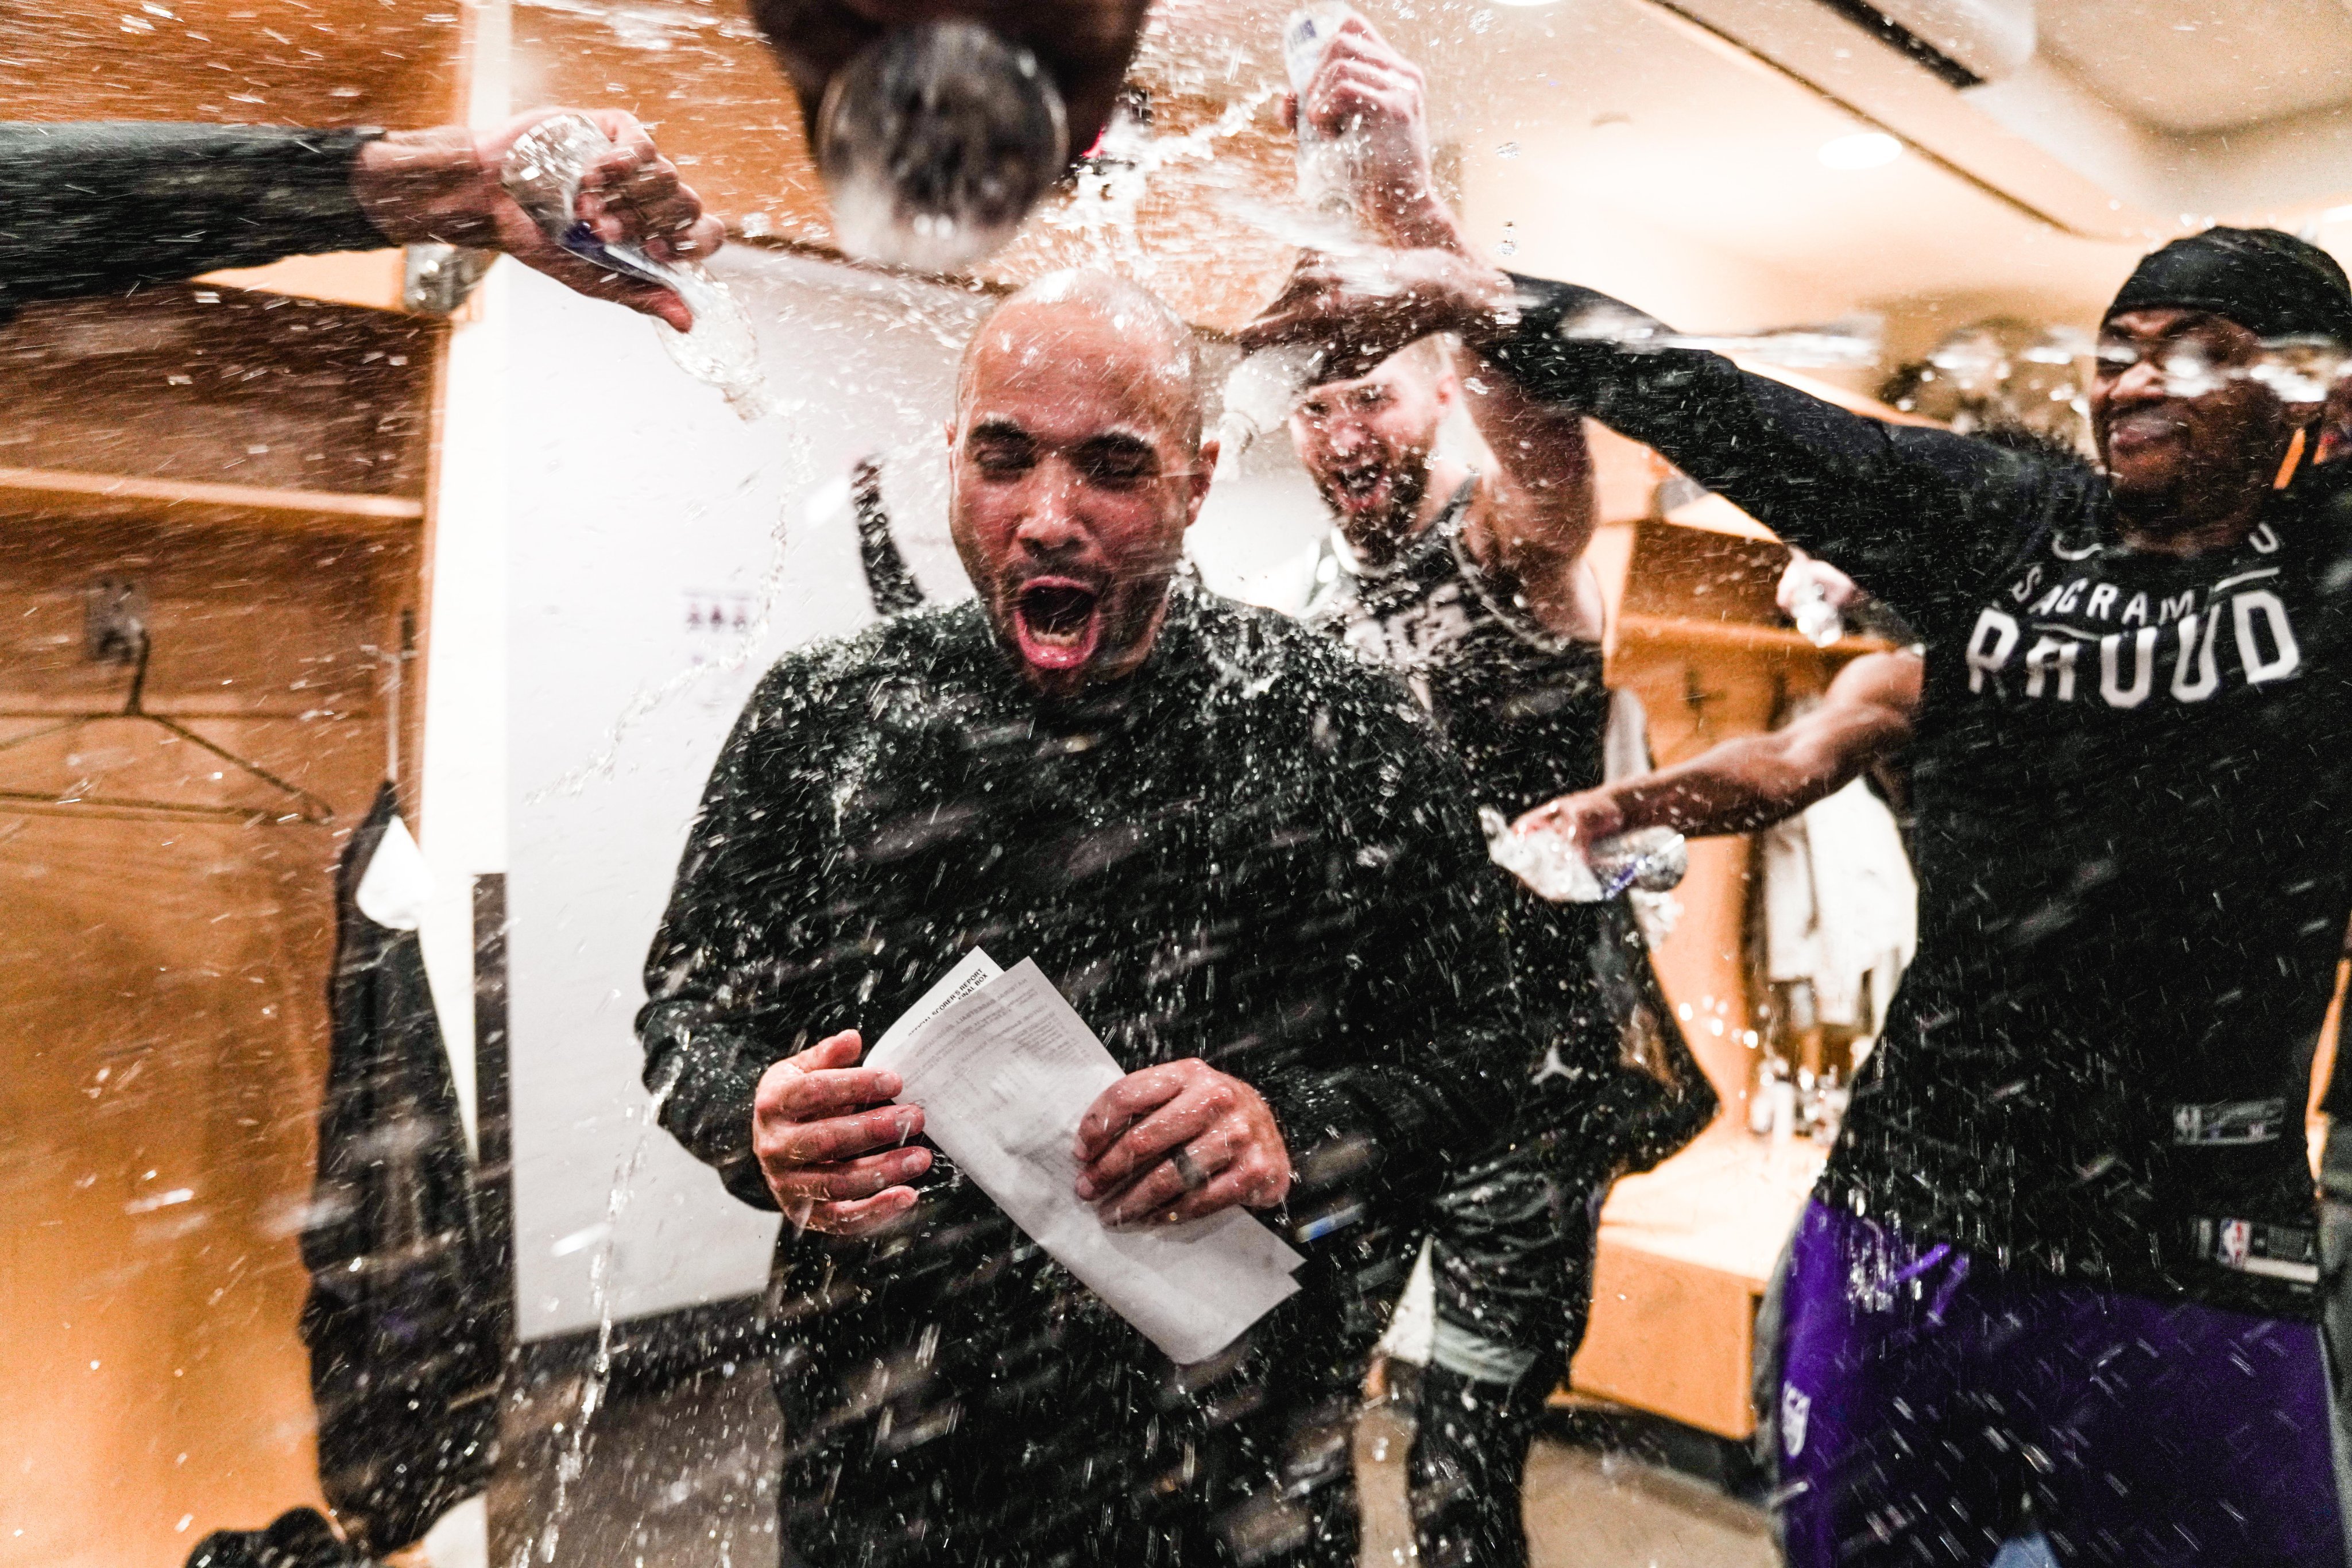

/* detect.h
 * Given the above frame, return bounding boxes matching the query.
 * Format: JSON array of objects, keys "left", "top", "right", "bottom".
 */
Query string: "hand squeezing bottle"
[
  {"left": 1217, "top": 5, "right": 1365, "bottom": 472},
  {"left": 500, "top": 114, "right": 776, "bottom": 422}
]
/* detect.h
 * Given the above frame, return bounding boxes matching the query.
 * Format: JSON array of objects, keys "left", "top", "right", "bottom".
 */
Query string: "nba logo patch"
[
  {"left": 1781, "top": 1383, "right": 1812, "bottom": 1458},
  {"left": 2217, "top": 1218, "right": 2252, "bottom": 1270}
]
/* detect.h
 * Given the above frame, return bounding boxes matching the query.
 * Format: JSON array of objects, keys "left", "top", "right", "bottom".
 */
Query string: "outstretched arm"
[
  {"left": 1240, "top": 248, "right": 2069, "bottom": 644},
  {"left": 1521, "top": 649, "right": 1921, "bottom": 843},
  {"left": 0, "top": 110, "right": 722, "bottom": 329}
]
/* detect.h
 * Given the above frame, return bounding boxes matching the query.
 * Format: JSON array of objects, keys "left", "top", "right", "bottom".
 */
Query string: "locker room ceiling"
[{"left": 17, "top": 0, "right": 2351, "bottom": 344}]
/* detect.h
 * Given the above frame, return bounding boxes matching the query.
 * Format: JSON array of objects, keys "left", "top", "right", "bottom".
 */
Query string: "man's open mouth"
[
  {"left": 1331, "top": 462, "right": 1388, "bottom": 510},
  {"left": 1011, "top": 576, "right": 1104, "bottom": 672}
]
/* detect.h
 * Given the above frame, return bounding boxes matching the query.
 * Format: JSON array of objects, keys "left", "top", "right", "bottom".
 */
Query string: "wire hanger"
[{"left": 0, "top": 627, "right": 334, "bottom": 826}]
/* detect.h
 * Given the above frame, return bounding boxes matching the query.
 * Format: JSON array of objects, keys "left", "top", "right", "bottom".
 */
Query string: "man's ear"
[{"left": 1184, "top": 439, "right": 1220, "bottom": 528}]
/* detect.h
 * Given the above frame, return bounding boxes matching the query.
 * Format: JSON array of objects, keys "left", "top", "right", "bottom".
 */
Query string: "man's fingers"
[
  {"left": 792, "top": 1029, "right": 865, "bottom": 1070},
  {"left": 768, "top": 1144, "right": 931, "bottom": 1202},
  {"left": 769, "top": 1064, "right": 902, "bottom": 1121},
  {"left": 1074, "top": 1064, "right": 1189, "bottom": 1158},
  {"left": 767, "top": 1103, "right": 923, "bottom": 1168},
  {"left": 583, "top": 109, "right": 662, "bottom": 168},
  {"left": 1096, "top": 1130, "right": 1239, "bottom": 1223},
  {"left": 1118, "top": 1153, "right": 1282, "bottom": 1228},
  {"left": 1147, "top": 1170, "right": 1258, "bottom": 1226},
  {"left": 1511, "top": 799, "right": 1566, "bottom": 835},
  {"left": 645, "top": 211, "right": 726, "bottom": 264},
  {"left": 604, "top": 159, "right": 691, "bottom": 232},
  {"left": 1076, "top": 1085, "right": 1229, "bottom": 1198},
  {"left": 786, "top": 1184, "right": 920, "bottom": 1237}
]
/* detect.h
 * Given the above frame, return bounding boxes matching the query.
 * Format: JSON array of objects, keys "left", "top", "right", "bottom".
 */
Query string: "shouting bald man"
[{"left": 638, "top": 271, "right": 1523, "bottom": 1566}]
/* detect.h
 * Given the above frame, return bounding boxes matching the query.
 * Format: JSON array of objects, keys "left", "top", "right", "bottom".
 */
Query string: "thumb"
[{"left": 792, "top": 1028, "right": 864, "bottom": 1071}]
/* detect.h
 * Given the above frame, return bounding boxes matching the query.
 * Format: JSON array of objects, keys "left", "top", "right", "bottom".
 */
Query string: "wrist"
[
  {"left": 1444, "top": 260, "right": 1522, "bottom": 353},
  {"left": 350, "top": 127, "right": 499, "bottom": 247},
  {"left": 1373, "top": 190, "right": 1466, "bottom": 254},
  {"left": 1584, "top": 791, "right": 1634, "bottom": 839}
]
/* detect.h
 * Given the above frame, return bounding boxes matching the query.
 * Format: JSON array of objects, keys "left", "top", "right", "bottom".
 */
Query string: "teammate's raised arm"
[{"left": 1293, "top": 14, "right": 1600, "bottom": 641}]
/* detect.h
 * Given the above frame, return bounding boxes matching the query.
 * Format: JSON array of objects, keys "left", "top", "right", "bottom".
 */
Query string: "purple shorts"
[{"left": 1774, "top": 1200, "right": 2344, "bottom": 1567}]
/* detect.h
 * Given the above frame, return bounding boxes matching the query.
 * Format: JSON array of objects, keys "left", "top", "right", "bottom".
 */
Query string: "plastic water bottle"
[
  {"left": 1282, "top": 3, "right": 1360, "bottom": 217},
  {"left": 500, "top": 113, "right": 776, "bottom": 421},
  {"left": 1585, "top": 826, "right": 1689, "bottom": 897},
  {"left": 1216, "top": 342, "right": 1322, "bottom": 474},
  {"left": 1789, "top": 573, "right": 1844, "bottom": 648},
  {"left": 1479, "top": 808, "right": 1688, "bottom": 903}
]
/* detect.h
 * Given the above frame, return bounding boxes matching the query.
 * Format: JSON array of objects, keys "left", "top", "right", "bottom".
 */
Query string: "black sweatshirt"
[
  {"left": 637, "top": 583, "right": 1522, "bottom": 1561},
  {"left": 0, "top": 123, "right": 386, "bottom": 316},
  {"left": 1488, "top": 273, "right": 2352, "bottom": 1317}
]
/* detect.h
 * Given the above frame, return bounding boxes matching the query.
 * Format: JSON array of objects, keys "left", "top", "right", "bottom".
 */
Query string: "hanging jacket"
[
  {"left": 299, "top": 783, "right": 497, "bottom": 1553},
  {"left": 185, "top": 1507, "right": 374, "bottom": 1568}
]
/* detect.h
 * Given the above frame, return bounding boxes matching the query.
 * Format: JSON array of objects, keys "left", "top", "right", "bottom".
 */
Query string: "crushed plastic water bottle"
[
  {"left": 1790, "top": 574, "right": 1846, "bottom": 648},
  {"left": 1587, "top": 827, "right": 1689, "bottom": 897},
  {"left": 1216, "top": 342, "right": 1324, "bottom": 475},
  {"left": 1282, "top": 3, "right": 1361, "bottom": 218},
  {"left": 816, "top": 21, "right": 1067, "bottom": 273},
  {"left": 1480, "top": 808, "right": 1688, "bottom": 903},
  {"left": 500, "top": 113, "right": 777, "bottom": 421}
]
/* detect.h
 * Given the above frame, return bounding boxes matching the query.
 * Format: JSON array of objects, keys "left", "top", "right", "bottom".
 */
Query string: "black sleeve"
[
  {"left": 636, "top": 659, "right": 842, "bottom": 1212},
  {"left": 1255, "top": 690, "right": 1524, "bottom": 1202},
  {"left": 1484, "top": 271, "right": 2069, "bottom": 641},
  {"left": 0, "top": 123, "right": 390, "bottom": 316}
]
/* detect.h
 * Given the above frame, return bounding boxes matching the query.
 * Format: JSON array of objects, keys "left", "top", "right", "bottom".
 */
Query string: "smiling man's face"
[
  {"left": 947, "top": 283, "right": 1214, "bottom": 699},
  {"left": 1288, "top": 345, "right": 1452, "bottom": 557},
  {"left": 2092, "top": 307, "right": 2291, "bottom": 525}
]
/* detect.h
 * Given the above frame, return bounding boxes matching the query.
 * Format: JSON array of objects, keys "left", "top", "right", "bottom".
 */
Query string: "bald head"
[
  {"left": 946, "top": 269, "right": 1221, "bottom": 699},
  {"left": 958, "top": 270, "right": 1208, "bottom": 450}
]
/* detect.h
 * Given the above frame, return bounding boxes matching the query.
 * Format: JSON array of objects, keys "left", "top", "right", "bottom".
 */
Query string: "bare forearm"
[{"left": 1610, "top": 731, "right": 1850, "bottom": 838}]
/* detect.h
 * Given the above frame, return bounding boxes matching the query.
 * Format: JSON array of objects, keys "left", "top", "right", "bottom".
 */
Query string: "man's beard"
[{"left": 1328, "top": 455, "right": 1432, "bottom": 557}]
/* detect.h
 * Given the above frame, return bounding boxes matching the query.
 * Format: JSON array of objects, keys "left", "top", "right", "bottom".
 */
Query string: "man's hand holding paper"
[
  {"left": 751, "top": 1030, "right": 930, "bottom": 1236},
  {"left": 861, "top": 953, "right": 1306, "bottom": 1364},
  {"left": 1075, "top": 1059, "right": 1293, "bottom": 1227}
]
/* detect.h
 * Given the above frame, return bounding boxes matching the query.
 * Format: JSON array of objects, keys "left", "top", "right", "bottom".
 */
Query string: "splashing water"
[
  {"left": 1043, "top": 82, "right": 1287, "bottom": 266},
  {"left": 525, "top": 1070, "right": 682, "bottom": 1566},
  {"left": 1560, "top": 299, "right": 1886, "bottom": 371},
  {"left": 501, "top": 111, "right": 780, "bottom": 421}
]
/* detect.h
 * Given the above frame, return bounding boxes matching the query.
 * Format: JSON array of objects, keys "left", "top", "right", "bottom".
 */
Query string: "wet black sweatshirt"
[
  {"left": 0, "top": 124, "right": 385, "bottom": 316},
  {"left": 1487, "top": 273, "right": 2352, "bottom": 1317},
  {"left": 637, "top": 583, "right": 1522, "bottom": 1561}
]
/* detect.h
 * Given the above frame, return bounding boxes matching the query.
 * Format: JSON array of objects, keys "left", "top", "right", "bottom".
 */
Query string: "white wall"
[
  {"left": 416, "top": 264, "right": 510, "bottom": 1150},
  {"left": 504, "top": 249, "right": 1332, "bottom": 1338},
  {"left": 506, "top": 250, "right": 987, "bottom": 1337}
]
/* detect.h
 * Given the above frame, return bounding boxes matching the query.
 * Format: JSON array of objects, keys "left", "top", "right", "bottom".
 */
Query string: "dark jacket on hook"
[{"left": 300, "top": 783, "right": 497, "bottom": 1553}]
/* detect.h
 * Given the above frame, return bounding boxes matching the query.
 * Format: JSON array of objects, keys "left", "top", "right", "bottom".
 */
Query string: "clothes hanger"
[{"left": 0, "top": 626, "right": 334, "bottom": 826}]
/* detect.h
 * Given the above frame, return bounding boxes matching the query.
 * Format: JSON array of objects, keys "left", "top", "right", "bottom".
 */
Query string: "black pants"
[
  {"left": 1407, "top": 1357, "right": 1565, "bottom": 1568},
  {"left": 1410, "top": 1179, "right": 1604, "bottom": 1568}
]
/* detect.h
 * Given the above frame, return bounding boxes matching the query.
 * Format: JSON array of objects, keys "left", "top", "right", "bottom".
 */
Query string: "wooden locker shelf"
[{"left": 0, "top": 465, "right": 424, "bottom": 533}]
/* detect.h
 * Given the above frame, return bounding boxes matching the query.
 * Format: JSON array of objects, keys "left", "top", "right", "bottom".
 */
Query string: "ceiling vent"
[{"left": 1816, "top": 0, "right": 2036, "bottom": 85}]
